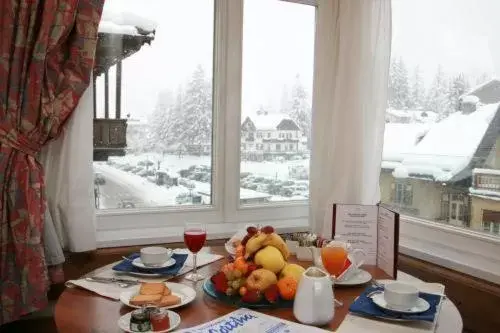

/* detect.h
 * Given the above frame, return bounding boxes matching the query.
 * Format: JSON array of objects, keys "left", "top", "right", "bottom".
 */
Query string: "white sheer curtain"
[
  {"left": 41, "top": 86, "right": 97, "bottom": 260},
  {"left": 309, "top": 0, "right": 392, "bottom": 237}
]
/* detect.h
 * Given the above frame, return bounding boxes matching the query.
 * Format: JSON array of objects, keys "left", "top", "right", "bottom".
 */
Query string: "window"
[
  {"left": 380, "top": 0, "right": 500, "bottom": 238},
  {"left": 93, "top": 0, "right": 313, "bottom": 244},
  {"left": 239, "top": 0, "right": 314, "bottom": 203},
  {"left": 93, "top": 0, "right": 214, "bottom": 210}
]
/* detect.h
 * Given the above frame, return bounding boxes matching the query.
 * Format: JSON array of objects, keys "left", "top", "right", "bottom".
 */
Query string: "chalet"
[
  {"left": 380, "top": 101, "right": 500, "bottom": 235},
  {"left": 241, "top": 111, "right": 306, "bottom": 161},
  {"left": 460, "top": 78, "right": 500, "bottom": 105}
]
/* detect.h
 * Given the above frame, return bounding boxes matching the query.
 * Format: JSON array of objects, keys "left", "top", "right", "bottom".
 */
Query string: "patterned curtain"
[{"left": 0, "top": 0, "right": 104, "bottom": 324}]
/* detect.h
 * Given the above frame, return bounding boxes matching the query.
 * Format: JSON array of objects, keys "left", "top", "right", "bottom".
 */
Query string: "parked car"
[{"left": 94, "top": 172, "right": 105, "bottom": 185}]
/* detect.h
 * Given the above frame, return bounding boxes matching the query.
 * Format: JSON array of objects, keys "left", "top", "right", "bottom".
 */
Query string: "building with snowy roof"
[
  {"left": 241, "top": 112, "right": 308, "bottom": 161},
  {"left": 380, "top": 101, "right": 500, "bottom": 234},
  {"left": 460, "top": 78, "right": 500, "bottom": 105}
]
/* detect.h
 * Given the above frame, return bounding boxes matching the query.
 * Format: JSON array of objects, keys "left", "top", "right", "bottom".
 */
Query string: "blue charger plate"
[{"left": 202, "top": 278, "right": 294, "bottom": 309}]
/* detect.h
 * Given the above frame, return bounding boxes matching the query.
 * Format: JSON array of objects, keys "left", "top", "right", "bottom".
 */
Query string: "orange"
[
  {"left": 239, "top": 286, "right": 247, "bottom": 297},
  {"left": 277, "top": 276, "right": 298, "bottom": 301},
  {"left": 234, "top": 256, "right": 248, "bottom": 274},
  {"left": 235, "top": 245, "right": 245, "bottom": 258}
]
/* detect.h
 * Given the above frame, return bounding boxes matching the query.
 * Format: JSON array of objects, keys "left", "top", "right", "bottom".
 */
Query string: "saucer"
[
  {"left": 371, "top": 293, "right": 430, "bottom": 314},
  {"left": 132, "top": 257, "right": 176, "bottom": 269},
  {"left": 334, "top": 269, "right": 372, "bottom": 286}
]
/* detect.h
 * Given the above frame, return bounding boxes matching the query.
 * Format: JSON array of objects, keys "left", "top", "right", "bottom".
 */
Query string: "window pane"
[
  {"left": 93, "top": 0, "right": 214, "bottom": 210},
  {"left": 240, "top": 0, "right": 315, "bottom": 204},
  {"left": 381, "top": 0, "right": 499, "bottom": 237}
]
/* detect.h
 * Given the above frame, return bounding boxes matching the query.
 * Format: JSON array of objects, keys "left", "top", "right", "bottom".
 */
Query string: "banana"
[
  {"left": 244, "top": 232, "right": 268, "bottom": 259},
  {"left": 262, "top": 233, "right": 290, "bottom": 260}
]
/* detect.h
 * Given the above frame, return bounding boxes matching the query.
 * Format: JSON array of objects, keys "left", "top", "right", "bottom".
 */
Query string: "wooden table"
[{"left": 55, "top": 246, "right": 461, "bottom": 332}]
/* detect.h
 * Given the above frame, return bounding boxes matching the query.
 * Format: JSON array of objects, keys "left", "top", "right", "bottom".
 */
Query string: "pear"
[
  {"left": 280, "top": 263, "right": 305, "bottom": 282},
  {"left": 254, "top": 246, "right": 286, "bottom": 274}
]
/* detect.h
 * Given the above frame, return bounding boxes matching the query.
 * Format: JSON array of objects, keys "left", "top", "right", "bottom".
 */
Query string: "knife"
[{"left": 85, "top": 276, "right": 140, "bottom": 285}]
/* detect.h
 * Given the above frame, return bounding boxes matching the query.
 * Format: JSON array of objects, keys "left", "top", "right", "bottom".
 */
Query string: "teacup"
[
  {"left": 336, "top": 248, "right": 366, "bottom": 281},
  {"left": 140, "top": 247, "right": 173, "bottom": 267},
  {"left": 384, "top": 282, "right": 419, "bottom": 310}
]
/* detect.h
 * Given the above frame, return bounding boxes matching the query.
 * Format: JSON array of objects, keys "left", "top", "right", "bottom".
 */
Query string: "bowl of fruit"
[{"left": 203, "top": 226, "right": 306, "bottom": 308}]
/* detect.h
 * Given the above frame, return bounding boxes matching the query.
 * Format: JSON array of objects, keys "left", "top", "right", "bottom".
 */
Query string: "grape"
[
  {"left": 226, "top": 287, "right": 234, "bottom": 296},
  {"left": 246, "top": 226, "right": 258, "bottom": 235}
]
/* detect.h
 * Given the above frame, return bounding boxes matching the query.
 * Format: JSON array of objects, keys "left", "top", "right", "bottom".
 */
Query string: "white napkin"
[
  {"left": 336, "top": 281, "right": 446, "bottom": 333},
  {"left": 65, "top": 248, "right": 223, "bottom": 300}
]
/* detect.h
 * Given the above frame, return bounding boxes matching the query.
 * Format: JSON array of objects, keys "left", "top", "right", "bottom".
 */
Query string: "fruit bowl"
[
  {"left": 202, "top": 278, "right": 294, "bottom": 309},
  {"left": 204, "top": 225, "right": 306, "bottom": 309}
]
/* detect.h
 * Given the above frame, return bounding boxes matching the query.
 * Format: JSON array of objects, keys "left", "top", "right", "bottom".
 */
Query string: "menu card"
[
  {"left": 176, "top": 308, "right": 328, "bottom": 333},
  {"left": 331, "top": 203, "right": 399, "bottom": 278}
]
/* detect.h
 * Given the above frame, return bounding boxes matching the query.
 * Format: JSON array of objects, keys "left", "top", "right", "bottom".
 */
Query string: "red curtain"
[{"left": 0, "top": 0, "right": 104, "bottom": 324}]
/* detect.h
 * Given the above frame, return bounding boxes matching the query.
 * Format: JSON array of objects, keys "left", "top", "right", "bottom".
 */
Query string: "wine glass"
[{"left": 184, "top": 223, "right": 207, "bottom": 281}]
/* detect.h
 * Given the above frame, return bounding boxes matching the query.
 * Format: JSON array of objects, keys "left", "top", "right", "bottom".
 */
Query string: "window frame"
[{"left": 95, "top": 0, "right": 311, "bottom": 245}]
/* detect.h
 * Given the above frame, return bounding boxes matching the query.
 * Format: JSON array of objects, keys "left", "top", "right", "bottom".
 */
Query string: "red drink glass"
[{"left": 184, "top": 223, "right": 207, "bottom": 281}]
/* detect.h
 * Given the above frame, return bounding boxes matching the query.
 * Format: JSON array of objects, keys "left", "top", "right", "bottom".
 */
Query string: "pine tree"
[
  {"left": 179, "top": 65, "right": 212, "bottom": 151},
  {"left": 409, "top": 66, "right": 425, "bottom": 109},
  {"left": 388, "top": 57, "right": 411, "bottom": 109},
  {"left": 149, "top": 89, "right": 174, "bottom": 152},
  {"left": 448, "top": 73, "right": 470, "bottom": 113},
  {"left": 425, "top": 65, "right": 450, "bottom": 118},
  {"left": 284, "top": 75, "right": 312, "bottom": 146}
]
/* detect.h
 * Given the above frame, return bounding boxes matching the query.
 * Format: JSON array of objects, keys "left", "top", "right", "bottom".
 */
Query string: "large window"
[
  {"left": 239, "top": 0, "right": 315, "bottom": 203},
  {"left": 380, "top": 0, "right": 500, "bottom": 238},
  {"left": 92, "top": 0, "right": 314, "bottom": 239}
]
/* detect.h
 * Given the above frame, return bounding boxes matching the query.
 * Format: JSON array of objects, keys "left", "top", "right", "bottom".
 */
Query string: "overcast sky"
[{"left": 96, "top": 0, "right": 499, "bottom": 120}]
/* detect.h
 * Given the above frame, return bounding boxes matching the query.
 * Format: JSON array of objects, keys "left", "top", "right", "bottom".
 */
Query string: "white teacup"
[
  {"left": 140, "top": 247, "right": 173, "bottom": 267},
  {"left": 384, "top": 282, "right": 419, "bottom": 310}
]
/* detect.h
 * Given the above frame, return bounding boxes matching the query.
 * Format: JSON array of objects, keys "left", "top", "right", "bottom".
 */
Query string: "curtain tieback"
[{"left": 0, "top": 127, "right": 41, "bottom": 157}]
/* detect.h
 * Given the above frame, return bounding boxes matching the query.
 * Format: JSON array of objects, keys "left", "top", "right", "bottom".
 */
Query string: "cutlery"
[{"left": 85, "top": 276, "right": 140, "bottom": 288}]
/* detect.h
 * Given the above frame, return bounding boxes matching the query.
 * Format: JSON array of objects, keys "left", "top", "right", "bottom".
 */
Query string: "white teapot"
[{"left": 293, "top": 266, "right": 334, "bottom": 326}]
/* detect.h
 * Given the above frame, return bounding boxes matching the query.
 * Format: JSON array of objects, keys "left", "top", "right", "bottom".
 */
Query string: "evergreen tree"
[
  {"left": 425, "top": 65, "right": 450, "bottom": 118},
  {"left": 448, "top": 73, "right": 470, "bottom": 113},
  {"left": 409, "top": 66, "right": 425, "bottom": 109},
  {"left": 388, "top": 57, "right": 411, "bottom": 109},
  {"left": 179, "top": 65, "right": 212, "bottom": 149},
  {"left": 149, "top": 89, "right": 174, "bottom": 152},
  {"left": 284, "top": 75, "right": 312, "bottom": 146}
]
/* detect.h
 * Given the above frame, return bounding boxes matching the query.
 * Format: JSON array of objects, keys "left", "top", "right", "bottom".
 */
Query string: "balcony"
[{"left": 472, "top": 168, "right": 500, "bottom": 195}]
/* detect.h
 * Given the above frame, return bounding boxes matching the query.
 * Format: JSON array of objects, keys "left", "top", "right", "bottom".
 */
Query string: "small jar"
[
  {"left": 150, "top": 308, "right": 171, "bottom": 331},
  {"left": 130, "top": 308, "right": 151, "bottom": 332}
]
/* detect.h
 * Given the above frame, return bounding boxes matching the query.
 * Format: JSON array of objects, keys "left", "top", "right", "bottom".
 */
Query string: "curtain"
[
  {"left": 309, "top": 0, "right": 392, "bottom": 237},
  {"left": 0, "top": 0, "right": 103, "bottom": 325},
  {"left": 41, "top": 85, "right": 97, "bottom": 254}
]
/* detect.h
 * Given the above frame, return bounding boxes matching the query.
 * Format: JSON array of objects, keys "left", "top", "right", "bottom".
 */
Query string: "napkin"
[
  {"left": 350, "top": 286, "right": 442, "bottom": 322},
  {"left": 112, "top": 253, "right": 188, "bottom": 276},
  {"left": 65, "top": 278, "right": 135, "bottom": 300}
]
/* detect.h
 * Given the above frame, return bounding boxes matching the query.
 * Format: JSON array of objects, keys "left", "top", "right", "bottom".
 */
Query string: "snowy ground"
[{"left": 94, "top": 153, "right": 310, "bottom": 209}]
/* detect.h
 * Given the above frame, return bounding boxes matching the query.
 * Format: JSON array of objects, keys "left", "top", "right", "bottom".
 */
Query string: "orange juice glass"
[{"left": 321, "top": 246, "right": 348, "bottom": 278}]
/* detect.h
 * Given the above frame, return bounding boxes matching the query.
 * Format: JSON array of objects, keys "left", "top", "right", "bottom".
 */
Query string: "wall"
[{"left": 470, "top": 195, "right": 500, "bottom": 231}]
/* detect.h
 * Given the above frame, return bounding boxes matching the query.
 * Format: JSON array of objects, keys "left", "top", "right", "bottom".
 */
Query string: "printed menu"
[
  {"left": 176, "top": 308, "right": 328, "bottom": 333},
  {"left": 331, "top": 203, "right": 399, "bottom": 278}
]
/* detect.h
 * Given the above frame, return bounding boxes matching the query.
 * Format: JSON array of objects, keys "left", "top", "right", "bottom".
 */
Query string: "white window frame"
[{"left": 96, "top": 0, "right": 312, "bottom": 248}]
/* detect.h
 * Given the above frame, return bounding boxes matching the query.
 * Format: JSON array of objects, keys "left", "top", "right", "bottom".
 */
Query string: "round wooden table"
[{"left": 55, "top": 246, "right": 462, "bottom": 332}]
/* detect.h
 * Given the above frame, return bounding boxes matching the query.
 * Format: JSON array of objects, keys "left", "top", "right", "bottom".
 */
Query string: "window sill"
[
  {"left": 399, "top": 215, "right": 500, "bottom": 285},
  {"left": 96, "top": 217, "right": 309, "bottom": 248}
]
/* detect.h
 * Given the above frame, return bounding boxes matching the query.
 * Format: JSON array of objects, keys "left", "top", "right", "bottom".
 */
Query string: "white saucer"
[
  {"left": 371, "top": 293, "right": 430, "bottom": 314},
  {"left": 334, "top": 269, "right": 372, "bottom": 286},
  {"left": 118, "top": 309, "right": 180, "bottom": 333},
  {"left": 132, "top": 257, "right": 176, "bottom": 269}
]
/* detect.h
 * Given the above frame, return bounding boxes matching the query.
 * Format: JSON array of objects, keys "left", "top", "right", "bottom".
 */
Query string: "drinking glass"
[
  {"left": 184, "top": 223, "right": 207, "bottom": 281},
  {"left": 321, "top": 245, "right": 348, "bottom": 279}
]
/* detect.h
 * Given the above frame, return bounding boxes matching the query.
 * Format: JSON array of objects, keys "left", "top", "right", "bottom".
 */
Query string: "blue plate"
[{"left": 202, "top": 278, "right": 294, "bottom": 309}]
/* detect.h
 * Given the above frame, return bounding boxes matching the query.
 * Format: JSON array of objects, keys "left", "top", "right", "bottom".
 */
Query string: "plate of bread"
[{"left": 120, "top": 282, "right": 196, "bottom": 309}]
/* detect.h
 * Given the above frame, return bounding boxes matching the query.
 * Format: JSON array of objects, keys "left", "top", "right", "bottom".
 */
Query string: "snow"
[
  {"left": 244, "top": 113, "right": 295, "bottom": 131},
  {"left": 99, "top": 7, "right": 157, "bottom": 36},
  {"left": 392, "top": 167, "right": 409, "bottom": 178},
  {"left": 386, "top": 109, "right": 438, "bottom": 124},
  {"left": 396, "top": 103, "right": 499, "bottom": 181},
  {"left": 195, "top": 181, "right": 271, "bottom": 200},
  {"left": 469, "top": 188, "right": 500, "bottom": 198},
  {"left": 473, "top": 168, "right": 500, "bottom": 176},
  {"left": 382, "top": 123, "right": 430, "bottom": 162},
  {"left": 462, "top": 95, "right": 480, "bottom": 104}
]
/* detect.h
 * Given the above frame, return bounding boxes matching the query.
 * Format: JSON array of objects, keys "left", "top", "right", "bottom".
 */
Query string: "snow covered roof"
[
  {"left": 243, "top": 113, "right": 298, "bottom": 131},
  {"left": 391, "top": 103, "right": 500, "bottom": 182},
  {"left": 382, "top": 123, "right": 430, "bottom": 162},
  {"left": 99, "top": 7, "right": 157, "bottom": 36},
  {"left": 461, "top": 78, "right": 500, "bottom": 104},
  {"left": 386, "top": 109, "right": 438, "bottom": 124}
]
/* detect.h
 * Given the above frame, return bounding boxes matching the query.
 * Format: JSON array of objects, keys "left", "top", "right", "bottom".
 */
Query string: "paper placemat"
[{"left": 65, "top": 248, "right": 223, "bottom": 300}]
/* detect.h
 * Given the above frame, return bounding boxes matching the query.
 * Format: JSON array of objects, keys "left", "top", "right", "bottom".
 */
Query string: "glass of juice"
[
  {"left": 184, "top": 223, "right": 207, "bottom": 281},
  {"left": 321, "top": 245, "right": 348, "bottom": 279}
]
